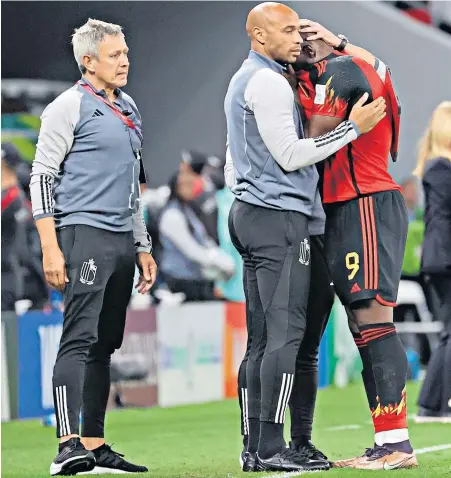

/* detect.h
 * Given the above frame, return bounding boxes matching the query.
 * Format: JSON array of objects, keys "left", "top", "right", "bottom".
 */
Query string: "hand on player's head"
[{"left": 299, "top": 19, "right": 340, "bottom": 47}]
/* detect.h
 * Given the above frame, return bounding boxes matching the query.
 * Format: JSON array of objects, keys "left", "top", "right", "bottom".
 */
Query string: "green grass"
[{"left": 2, "top": 381, "right": 451, "bottom": 477}]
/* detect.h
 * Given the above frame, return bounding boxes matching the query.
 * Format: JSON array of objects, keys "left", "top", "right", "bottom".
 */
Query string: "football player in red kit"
[{"left": 292, "top": 22, "right": 417, "bottom": 470}]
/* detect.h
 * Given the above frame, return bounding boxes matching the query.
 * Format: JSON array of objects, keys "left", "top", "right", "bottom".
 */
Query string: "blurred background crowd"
[
  {"left": 1, "top": 1, "right": 450, "bottom": 418},
  {"left": 391, "top": 0, "right": 451, "bottom": 34}
]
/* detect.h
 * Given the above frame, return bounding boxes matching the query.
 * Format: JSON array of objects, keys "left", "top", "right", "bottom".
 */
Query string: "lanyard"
[{"left": 77, "top": 81, "right": 136, "bottom": 130}]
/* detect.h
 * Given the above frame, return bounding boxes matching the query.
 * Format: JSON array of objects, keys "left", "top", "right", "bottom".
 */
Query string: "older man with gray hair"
[{"left": 30, "top": 18, "right": 154, "bottom": 475}]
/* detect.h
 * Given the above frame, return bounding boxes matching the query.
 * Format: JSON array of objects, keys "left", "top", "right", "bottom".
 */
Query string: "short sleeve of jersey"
[{"left": 312, "top": 57, "right": 368, "bottom": 120}]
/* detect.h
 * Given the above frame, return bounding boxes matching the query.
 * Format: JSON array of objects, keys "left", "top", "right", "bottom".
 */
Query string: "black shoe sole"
[
  {"left": 51, "top": 457, "right": 96, "bottom": 476},
  {"left": 78, "top": 465, "right": 148, "bottom": 474},
  {"left": 309, "top": 458, "right": 332, "bottom": 470},
  {"left": 257, "top": 462, "right": 329, "bottom": 472}
]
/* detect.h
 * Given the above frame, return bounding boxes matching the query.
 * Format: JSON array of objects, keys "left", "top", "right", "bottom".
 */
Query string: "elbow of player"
[
  {"left": 272, "top": 145, "right": 301, "bottom": 172},
  {"left": 276, "top": 156, "right": 298, "bottom": 173},
  {"left": 280, "top": 162, "right": 297, "bottom": 173}
]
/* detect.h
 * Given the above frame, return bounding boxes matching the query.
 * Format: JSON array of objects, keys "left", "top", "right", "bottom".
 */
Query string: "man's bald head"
[
  {"left": 246, "top": 2, "right": 298, "bottom": 38},
  {"left": 245, "top": 2, "right": 302, "bottom": 64}
]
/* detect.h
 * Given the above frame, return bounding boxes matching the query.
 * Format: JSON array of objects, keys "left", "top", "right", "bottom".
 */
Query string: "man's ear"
[
  {"left": 82, "top": 55, "right": 95, "bottom": 74},
  {"left": 253, "top": 26, "right": 266, "bottom": 45}
]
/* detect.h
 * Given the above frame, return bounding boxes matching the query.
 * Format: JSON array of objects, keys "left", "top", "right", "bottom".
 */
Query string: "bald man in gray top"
[{"left": 225, "top": 2, "right": 385, "bottom": 472}]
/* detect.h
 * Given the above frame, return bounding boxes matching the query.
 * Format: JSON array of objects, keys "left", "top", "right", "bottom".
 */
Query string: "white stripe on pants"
[{"left": 275, "top": 373, "right": 294, "bottom": 424}]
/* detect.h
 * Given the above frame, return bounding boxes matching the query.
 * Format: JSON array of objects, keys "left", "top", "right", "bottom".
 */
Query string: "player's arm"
[
  {"left": 299, "top": 19, "right": 388, "bottom": 78},
  {"left": 30, "top": 92, "right": 80, "bottom": 230},
  {"left": 308, "top": 62, "right": 372, "bottom": 138},
  {"left": 245, "top": 69, "right": 384, "bottom": 172},
  {"left": 30, "top": 91, "right": 81, "bottom": 290},
  {"left": 132, "top": 152, "right": 153, "bottom": 255},
  {"left": 128, "top": 111, "right": 155, "bottom": 291}
]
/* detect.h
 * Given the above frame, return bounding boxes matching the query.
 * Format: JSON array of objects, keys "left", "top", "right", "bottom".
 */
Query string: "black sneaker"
[
  {"left": 80, "top": 443, "right": 148, "bottom": 474},
  {"left": 256, "top": 447, "right": 329, "bottom": 472},
  {"left": 50, "top": 438, "right": 95, "bottom": 476},
  {"left": 242, "top": 451, "right": 257, "bottom": 472},
  {"left": 290, "top": 439, "right": 331, "bottom": 468}
]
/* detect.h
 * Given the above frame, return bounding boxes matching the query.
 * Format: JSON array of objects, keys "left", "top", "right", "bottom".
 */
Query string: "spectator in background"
[
  {"left": 180, "top": 149, "right": 225, "bottom": 244},
  {"left": 400, "top": 175, "right": 425, "bottom": 277},
  {"left": 392, "top": 1, "right": 451, "bottom": 35},
  {"left": 159, "top": 171, "right": 235, "bottom": 302},
  {"left": 1, "top": 143, "right": 47, "bottom": 312},
  {"left": 400, "top": 176, "right": 420, "bottom": 223},
  {"left": 215, "top": 180, "right": 245, "bottom": 303},
  {"left": 414, "top": 101, "right": 451, "bottom": 423}
]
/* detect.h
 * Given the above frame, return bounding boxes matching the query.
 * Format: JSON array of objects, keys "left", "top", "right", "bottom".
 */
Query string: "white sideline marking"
[
  {"left": 416, "top": 444, "right": 451, "bottom": 455},
  {"left": 262, "top": 444, "right": 451, "bottom": 478},
  {"left": 325, "top": 424, "right": 361, "bottom": 431}
]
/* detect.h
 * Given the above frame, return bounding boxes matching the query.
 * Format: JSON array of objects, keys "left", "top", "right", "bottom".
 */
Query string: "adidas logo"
[
  {"left": 350, "top": 283, "right": 361, "bottom": 293},
  {"left": 92, "top": 109, "right": 104, "bottom": 117}
]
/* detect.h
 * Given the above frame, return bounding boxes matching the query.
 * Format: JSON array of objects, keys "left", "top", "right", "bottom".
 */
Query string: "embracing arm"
[{"left": 245, "top": 69, "right": 361, "bottom": 172}]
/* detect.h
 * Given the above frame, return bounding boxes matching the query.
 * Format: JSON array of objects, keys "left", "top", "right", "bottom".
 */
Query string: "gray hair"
[{"left": 72, "top": 18, "right": 124, "bottom": 73}]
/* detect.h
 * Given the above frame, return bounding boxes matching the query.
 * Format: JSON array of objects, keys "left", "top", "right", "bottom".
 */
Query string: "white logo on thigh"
[
  {"left": 80, "top": 259, "right": 97, "bottom": 285},
  {"left": 299, "top": 238, "right": 310, "bottom": 266}
]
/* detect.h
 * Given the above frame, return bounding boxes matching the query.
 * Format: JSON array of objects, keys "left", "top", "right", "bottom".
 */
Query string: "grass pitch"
[{"left": 2, "top": 381, "right": 450, "bottom": 477}]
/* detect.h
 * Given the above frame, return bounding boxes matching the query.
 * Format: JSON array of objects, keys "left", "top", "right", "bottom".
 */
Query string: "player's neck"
[
  {"left": 250, "top": 43, "right": 279, "bottom": 64},
  {"left": 251, "top": 44, "right": 266, "bottom": 58}
]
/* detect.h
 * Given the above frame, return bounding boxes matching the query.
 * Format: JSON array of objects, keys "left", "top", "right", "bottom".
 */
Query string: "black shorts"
[{"left": 324, "top": 190, "right": 408, "bottom": 307}]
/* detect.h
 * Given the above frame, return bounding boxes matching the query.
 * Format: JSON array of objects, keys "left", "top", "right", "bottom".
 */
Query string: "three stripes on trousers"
[
  {"left": 55, "top": 385, "right": 71, "bottom": 436},
  {"left": 241, "top": 372, "right": 294, "bottom": 431},
  {"left": 275, "top": 373, "right": 294, "bottom": 423},
  {"left": 358, "top": 196, "right": 378, "bottom": 290}
]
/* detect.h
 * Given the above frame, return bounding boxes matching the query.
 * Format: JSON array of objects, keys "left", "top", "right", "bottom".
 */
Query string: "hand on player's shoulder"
[{"left": 350, "top": 93, "right": 386, "bottom": 134}]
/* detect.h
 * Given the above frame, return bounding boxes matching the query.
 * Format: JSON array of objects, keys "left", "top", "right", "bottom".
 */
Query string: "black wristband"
[{"left": 335, "top": 36, "right": 348, "bottom": 52}]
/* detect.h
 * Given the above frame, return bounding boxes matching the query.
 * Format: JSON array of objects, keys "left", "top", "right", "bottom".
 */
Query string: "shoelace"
[
  {"left": 304, "top": 441, "right": 328, "bottom": 460},
  {"left": 280, "top": 447, "right": 310, "bottom": 463},
  {"left": 363, "top": 445, "right": 392, "bottom": 461},
  {"left": 104, "top": 444, "right": 124, "bottom": 457},
  {"left": 101, "top": 444, "right": 126, "bottom": 465}
]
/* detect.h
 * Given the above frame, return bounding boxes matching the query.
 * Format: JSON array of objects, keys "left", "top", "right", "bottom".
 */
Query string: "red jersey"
[
  {"left": 297, "top": 55, "right": 401, "bottom": 204},
  {"left": 296, "top": 50, "right": 345, "bottom": 121}
]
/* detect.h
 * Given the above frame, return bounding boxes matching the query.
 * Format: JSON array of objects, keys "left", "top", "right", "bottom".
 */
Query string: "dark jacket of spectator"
[
  {"left": 421, "top": 157, "right": 451, "bottom": 273},
  {"left": 414, "top": 102, "right": 451, "bottom": 274}
]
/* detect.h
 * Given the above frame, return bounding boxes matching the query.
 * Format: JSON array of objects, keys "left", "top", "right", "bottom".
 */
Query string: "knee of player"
[
  {"left": 266, "top": 336, "right": 303, "bottom": 355},
  {"left": 350, "top": 298, "right": 394, "bottom": 326},
  {"left": 295, "top": 354, "right": 318, "bottom": 372}
]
